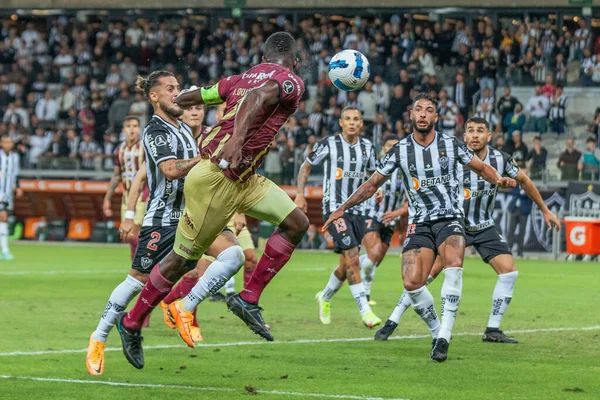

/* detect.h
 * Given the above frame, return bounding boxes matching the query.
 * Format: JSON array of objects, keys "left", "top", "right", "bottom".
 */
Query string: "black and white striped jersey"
[
  {"left": 377, "top": 132, "right": 473, "bottom": 225},
  {"left": 366, "top": 169, "right": 405, "bottom": 226},
  {"left": 306, "top": 134, "right": 377, "bottom": 216},
  {"left": 459, "top": 147, "right": 519, "bottom": 231},
  {"left": 0, "top": 151, "right": 19, "bottom": 208},
  {"left": 142, "top": 114, "right": 198, "bottom": 227}
]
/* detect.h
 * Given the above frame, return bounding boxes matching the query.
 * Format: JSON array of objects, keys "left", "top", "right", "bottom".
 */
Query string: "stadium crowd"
[{"left": 0, "top": 13, "right": 599, "bottom": 180}]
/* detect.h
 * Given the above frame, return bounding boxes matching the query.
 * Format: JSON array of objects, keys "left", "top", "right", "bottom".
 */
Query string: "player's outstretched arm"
[
  {"left": 295, "top": 161, "right": 313, "bottom": 212},
  {"left": 103, "top": 165, "right": 122, "bottom": 217},
  {"left": 219, "top": 81, "right": 281, "bottom": 169},
  {"left": 322, "top": 172, "right": 388, "bottom": 231},
  {"left": 516, "top": 169, "right": 560, "bottom": 231},
  {"left": 174, "top": 85, "right": 224, "bottom": 109},
  {"left": 468, "top": 157, "right": 516, "bottom": 188},
  {"left": 382, "top": 201, "right": 409, "bottom": 226}
]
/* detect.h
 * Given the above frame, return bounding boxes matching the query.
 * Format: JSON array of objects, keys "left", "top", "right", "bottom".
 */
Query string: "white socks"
[
  {"left": 0, "top": 222, "right": 9, "bottom": 253},
  {"left": 93, "top": 275, "right": 144, "bottom": 343},
  {"left": 181, "top": 246, "right": 244, "bottom": 312},
  {"left": 224, "top": 276, "right": 236, "bottom": 295},
  {"left": 349, "top": 283, "right": 371, "bottom": 317},
  {"left": 390, "top": 275, "right": 435, "bottom": 324},
  {"left": 438, "top": 267, "right": 463, "bottom": 341},
  {"left": 487, "top": 271, "right": 518, "bottom": 329},
  {"left": 407, "top": 285, "right": 440, "bottom": 338},
  {"left": 321, "top": 271, "right": 342, "bottom": 301},
  {"left": 359, "top": 255, "right": 377, "bottom": 296}
]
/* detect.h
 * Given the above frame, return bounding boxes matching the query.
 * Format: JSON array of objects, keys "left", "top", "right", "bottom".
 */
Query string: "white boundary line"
[
  {"left": 0, "top": 267, "right": 329, "bottom": 276},
  {"left": 0, "top": 375, "right": 407, "bottom": 400},
  {"left": 1, "top": 325, "right": 598, "bottom": 358}
]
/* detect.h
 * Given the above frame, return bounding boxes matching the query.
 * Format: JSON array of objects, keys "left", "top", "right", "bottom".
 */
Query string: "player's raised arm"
[
  {"left": 515, "top": 169, "right": 560, "bottom": 231},
  {"left": 322, "top": 172, "right": 388, "bottom": 231},
  {"left": 174, "top": 84, "right": 225, "bottom": 109},
  {"left": 219, "top": 80, "right": 282, "bottom": 169}
]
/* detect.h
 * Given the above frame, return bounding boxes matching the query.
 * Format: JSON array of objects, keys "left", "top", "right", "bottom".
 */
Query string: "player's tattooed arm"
[
  {"left": 158, "top": 156, "right": 202, "bottom": 181},
  {"left": 322, "top": 172, "right": 388, "bottom": 232},
  {"left": 516, "top": 169, "right": 560, "bottom": 231},
  {"left": 295, "top": 161, "right": 313, "bottom": 212}
]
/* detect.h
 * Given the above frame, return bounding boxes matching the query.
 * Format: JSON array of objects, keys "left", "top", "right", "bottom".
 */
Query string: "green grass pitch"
[{"left": 0, "top": 243, "right": 598, "bottom": 399}]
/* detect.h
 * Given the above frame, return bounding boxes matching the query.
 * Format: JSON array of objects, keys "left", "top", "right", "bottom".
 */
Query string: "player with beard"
[
  {"left": 375, "top": 117, "right": 559, "bottom": 344},
  {"left": 115, "top": 33, "right": 309, "bottom": 359},
  {"left": 86, "top": 72, "right": 244, "bottom": 374},
  {"left": 322, "top": 94, "right": 516, "bottom": 362},
  {"left": 103, "top": 116, "right": 146, "bottom": 262}
]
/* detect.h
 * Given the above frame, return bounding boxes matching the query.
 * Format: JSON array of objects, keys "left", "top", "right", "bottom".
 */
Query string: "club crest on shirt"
[
  {"left": 439, "top": 156, "right": 449, "bottom": 170},
  {"left": 342, "top": 236, "right": 351, "bottom": 246},
  {"left": 282, "top": 80, "right": 294, "bottom": 94},
  {"left": 141, "top": 256, "right": 153, "bottom": 269}
]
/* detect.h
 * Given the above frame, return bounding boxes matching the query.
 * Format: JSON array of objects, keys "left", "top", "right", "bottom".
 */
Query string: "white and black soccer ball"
[{"left": 328, "top": 50, "right": 370, "bottom": 91}]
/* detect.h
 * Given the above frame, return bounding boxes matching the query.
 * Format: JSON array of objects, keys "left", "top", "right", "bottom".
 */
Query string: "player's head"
[
  {"left": 181, "top": 105, "right": 205, "bottom": 128},
  {"left": 0, "top": 134, "right": 14, "bottom": 153},
  {"left": 464, "top": 117, "right": 490, "bottom": 152},
  {"left": 410, "top": 93, "right": 438, "bottom": 135},
  {"left": 339, "top": 106, "right": 363, "bottom": 138},
  {"left": 135, "top": 70, "right": 183, "bottom": 119},
  {"left": 263, "top": 32, "right": 298, "bottom": 70},
  {"left": 122, "top": 116, "right": 141, "bottom": 144},
  {"left": 382, "top": 134, "right": 400, "bottom": 153}
]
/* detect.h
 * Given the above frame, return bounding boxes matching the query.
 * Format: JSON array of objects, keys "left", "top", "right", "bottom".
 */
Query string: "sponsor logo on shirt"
[
  {"left": 335, "top": 168, "right": 364, "bottom": 180},
  {"left": 411, "top": 174, "right": 451, "bottom": 189}
]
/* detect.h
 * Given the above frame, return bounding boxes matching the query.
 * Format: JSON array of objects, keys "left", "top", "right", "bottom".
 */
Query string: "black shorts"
[
  {"left": 132, "top": 225, "right": 178, "bottom": 273},
  {"left": 466, "top": 226, "right": 511, "bottom": 263},
  {"left": 364, "top": 217, "right": 395, "bottom": 246},
  {"left": 402, "top": 218, "right": 466, "bottom": 255},
  {"left": 325, "top": 213, "right": 365, "bottom": 253}
]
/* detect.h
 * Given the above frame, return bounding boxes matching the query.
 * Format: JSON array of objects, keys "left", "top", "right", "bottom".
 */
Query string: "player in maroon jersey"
[{"left": 116, "top": 33, "right": 309, "bottom": 363}]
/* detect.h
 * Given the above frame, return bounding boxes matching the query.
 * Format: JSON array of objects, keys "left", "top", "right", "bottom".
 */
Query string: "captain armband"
[{"left": 200, "top": 84, "right": 224, "bottom": 106}]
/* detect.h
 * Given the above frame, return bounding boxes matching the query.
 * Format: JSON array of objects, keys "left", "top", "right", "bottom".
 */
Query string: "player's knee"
[
  {"left": 404, "top": 279, "right": 423, "bottom": 292},
  {"left": 286, "top": 208, "right": 309, "bottom": 235}
]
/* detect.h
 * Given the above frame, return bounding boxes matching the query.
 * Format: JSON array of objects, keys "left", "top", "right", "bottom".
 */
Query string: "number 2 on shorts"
[{"left": 147, "top": 232, "right": 161, "bottom": 251}]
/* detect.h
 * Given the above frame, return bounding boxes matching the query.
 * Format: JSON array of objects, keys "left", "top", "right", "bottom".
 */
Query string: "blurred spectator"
[
  {"left": 357, "top": 82, "right": 377, "bottom": 128},
  {"left": 281, "top": 137, "right": 297, "bottom": 185},
  {"left": 474, "top": 102, "right": 500, "bottom": 135},
  {"left": 35, "top": 90, "right": 58, "bottom": 124},
  {"left": 496, "top": 87, "right": 521, "bottom": 123},
  {"left": 56, "top": 84, "right": 74, "bottom": 120},
  {"left": 108, "top": 89, "right": 133, "bottom": 134},
  {"left": 525, "top": 85, "right": 550, "bottom": 133},
  {"left": 102, "top": 133, "right": 116, "bottom": 171},
  {"left": 494, "top": 135, "right": 506, "bottom": 152},
  {"left": 78, "top": 102, "right": 95, "bottom": 137},
  {"left": 503, "top": 103, "right": 526, "bottom": 140},
  {"left": 3, "top": 101, "right": 29, "bottom": 129},
  {"left": 506, "top": 131, "right": 528, "bottom": 168},
  {"left": 549, "top": 85, "right": 568, "bottom": 134},
  {"left": 579, "top": 137, "right": 600, "bottom": 180},
  {"left": 373, "top": 75, "right": 390, "bottom": 114},
  {"left": 307, "top": 103, "right": 325, "bottom": 137},
  {"left": 558, "top": 138, "right": 582, "bottom": 180},
  {"left": 438, "top": 96, "right": 459, "bottom": 137},
  {"left": 66, "top": 128, "right": 80, "bottom": 160},
  {"left": 47, "top": 131, "right": 69, "bottom": 159},
  {"left": 28, "top": 127, "right": 52, "bottom": 168},
  {"left": 129, "top": 92, "right": 149, "bottom": 130},
  {"left": 371, "top": 112, "right": 389, "bottom": 150},
  {"left": 300, "top": 224, "right": 328, "bottom": 250},
  {"left": 78, "top": 133, "right": 99, "bottom": 170},
  {"left": 526, "top": 136, "right": 547, "bottom": 180}
]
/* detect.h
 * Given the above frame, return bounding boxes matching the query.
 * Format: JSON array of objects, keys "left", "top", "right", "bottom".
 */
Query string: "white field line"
[
  {"left": 0, "top": 375, "right": 408, "bottom": 400},
  {"left": 1, "top": 325, "right": 598, "bottom": 358},
  {"left": 0, "top": 267, "right": 329, "bottom": 276}
]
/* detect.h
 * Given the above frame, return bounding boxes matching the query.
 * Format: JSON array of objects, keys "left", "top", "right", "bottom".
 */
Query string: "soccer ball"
[{"left": 328, "top": 50, "right": 370, "bottom": 91}]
